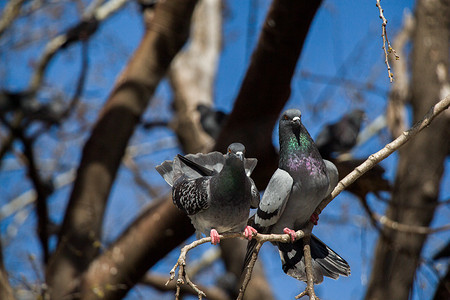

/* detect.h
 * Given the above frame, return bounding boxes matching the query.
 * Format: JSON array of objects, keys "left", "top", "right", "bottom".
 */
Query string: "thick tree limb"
[
  {"left": 365, "top": 0, "right": 450, "bottom": 298},
  {"left": 0, "top": 0, "right": 26, "bottom": 38},
  {"left": 214, "top": 0, "right": 323, "bottom": 187},
  {"left": 46, "top": 1, "right": 198, "bottom": 299}
]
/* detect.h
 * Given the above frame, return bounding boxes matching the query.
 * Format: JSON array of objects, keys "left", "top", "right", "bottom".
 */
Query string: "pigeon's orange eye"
[{"left": 283, "top": 115, "right": 289, "bottom": 120}]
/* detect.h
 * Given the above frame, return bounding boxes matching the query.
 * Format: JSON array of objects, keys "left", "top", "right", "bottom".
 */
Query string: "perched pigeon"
[
  {"left": 315, "top": 109, "right": 365, "bottom": 160},
  {"left": 244, "top": 109, "right": 350, "bottom": 283},
  {"left": 197, "top": 104, "right": 228, "bottom": 139},
  {"left": 156, "top": 143, "right": 259, "bottom": 244}
]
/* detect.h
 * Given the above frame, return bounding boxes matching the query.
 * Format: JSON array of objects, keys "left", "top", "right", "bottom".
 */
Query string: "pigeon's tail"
[
  {"left": 155, "top": 160, "right": 175, "bottom": 186},
  {"left": 155, "top": 152, "right": 224, "bottom": 186},
  {"left": 243, "top": 238, "right": 258, "bottom": 274},
  {"left": 177, "top": 154, "right": 216, "bottom": 177},
  {"left": 278, "top": 234, "right": 350, "bottom": 284},
  {"left": 242, "top": 216, "right": 260, "bottom": 274}
]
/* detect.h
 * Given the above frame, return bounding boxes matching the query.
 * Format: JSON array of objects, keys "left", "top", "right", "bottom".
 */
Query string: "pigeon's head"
[
  {"left": 227, "top": 143, "right": 246, "bottom": 161},
  {"left": 347, "top": 109, "right": 366, "bottom": 126},
  {"left": 280, "top": 109, "right": 302, "bottom": 128}
]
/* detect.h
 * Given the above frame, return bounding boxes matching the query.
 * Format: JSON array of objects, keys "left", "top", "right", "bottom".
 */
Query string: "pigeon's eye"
[
  {"left": 228, "top": 148, "right": 231, "bottom": 153},
  {"left": 283, "top": 115, "right": 289, "bottom": 120}
]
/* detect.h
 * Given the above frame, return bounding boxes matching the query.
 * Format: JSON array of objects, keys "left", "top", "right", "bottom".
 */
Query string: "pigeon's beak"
[
  {"left": 292, "top": 116, "right": 301, "bottom": 126},
  {"left": 235, "top": 151, "right": 244, "bottom": 161}
]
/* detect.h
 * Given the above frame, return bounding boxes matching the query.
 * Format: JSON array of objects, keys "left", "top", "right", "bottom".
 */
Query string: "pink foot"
[
  {"left": 210, "top": 229, "right": 220, "bottom": 245},
  {"left": 243, "top": 226, "right": 258, "bottom": 240},
  {"left": 310, "top": 213, "right": 319, "bottom": 225},
  {"left": 283, "top": 227, "right": 297, "bottom": 242}
]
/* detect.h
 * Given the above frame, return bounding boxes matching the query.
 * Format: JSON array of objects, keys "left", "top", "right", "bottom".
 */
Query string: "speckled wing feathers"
[{"left": 172, "top": 176, "right": 210, "bottom": 215}]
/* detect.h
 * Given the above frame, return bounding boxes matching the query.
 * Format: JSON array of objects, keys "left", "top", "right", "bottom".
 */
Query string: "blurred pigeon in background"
[
  {"left": 197, "top": 104, "right": 228, "bottom": 139},
  {"left": 315, "top": 109, "right": 365, "bottom": 160}
]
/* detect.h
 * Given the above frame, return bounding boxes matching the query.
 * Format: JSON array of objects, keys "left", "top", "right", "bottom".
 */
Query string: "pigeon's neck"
[{"left": 279, "top": 124, "right": 325, "bottom": 175}]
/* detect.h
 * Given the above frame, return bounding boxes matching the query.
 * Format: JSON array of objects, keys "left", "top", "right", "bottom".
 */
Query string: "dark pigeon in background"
[
  {"left": 244, "top": 109, "right": 350, "bottom": 284},
  {"left": 315, "top": 109, "right": 366, "bottom": 160},
  {"left": 197, "top": 104, "right": 228, "bottom": 139},
  {"left": 156, "top": 143, "right": 259, "bottom": 244}
]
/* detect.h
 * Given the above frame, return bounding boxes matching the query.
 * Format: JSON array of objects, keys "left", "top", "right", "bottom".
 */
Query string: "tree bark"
[
  {"left": 45, "top": 1, "right": 198, "bottom": 299},
  {"left": 214, "top": 0, "right": 323, "bottom": 188},
  {"left": 365, "top": 0, "right": 450, "bottom": 299}
]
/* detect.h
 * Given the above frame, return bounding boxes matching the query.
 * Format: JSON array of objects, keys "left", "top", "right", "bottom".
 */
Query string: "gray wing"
[
  {"left": 249, "top": 177, "right": 260, "bottom": 209},
  {"left": 255, "top": 168, "right": 294, "bottom": 228},
  {"left": 244, "top": 158, "right": 258, "bottom": 176},
  {"left": 324, "top": 160, "right": 339, "bottom": 196},
  {"left": 172, "top": 176, "right": 210, "bottom": 215}
]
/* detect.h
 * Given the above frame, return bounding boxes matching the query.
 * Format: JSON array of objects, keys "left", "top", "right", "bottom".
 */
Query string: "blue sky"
[{"left": 1, "top": 0, "right": 449, "bottom": 299}]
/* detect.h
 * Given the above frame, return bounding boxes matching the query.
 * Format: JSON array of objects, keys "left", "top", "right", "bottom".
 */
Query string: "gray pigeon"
[
  {"left": 244, "top": 109, "right": 350, "bottom": 283},
  {"left": 156, "top": 143, "right": 259, "bottom": 244}
]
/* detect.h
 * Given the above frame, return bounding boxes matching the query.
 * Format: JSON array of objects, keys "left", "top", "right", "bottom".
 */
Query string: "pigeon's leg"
[
  {"left": 210, "top": 229, "right": 220, "bottom": 245},
  {"left": 283, "top": 227, "right": 297, "bottom": 242},
  {"left": 243, "top": 226, "right": 257, "bottom": 240},
  {"left": 310, "top": 213, "right": 319, "bottom": 225}
]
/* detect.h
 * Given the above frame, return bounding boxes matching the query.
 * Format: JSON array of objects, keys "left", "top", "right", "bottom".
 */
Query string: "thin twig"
[
  {"left": 376, "top": 0, "right": 399, "bottom": 82},
  {"left": 316, "top": 93, "right": 450, "bottom": 214},
  {"left": 302, "top": 232, "right": 317, "bottom": 300}
]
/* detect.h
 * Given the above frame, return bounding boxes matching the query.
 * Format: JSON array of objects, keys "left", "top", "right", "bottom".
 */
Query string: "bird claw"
[
  {"left": 283, "top": 227, "right": 297, "bottom": 242},
  {"left": 243, "top": 226, "right": 258, "bottom": 240},
  {"left": 310, "top": 213, "right": 319, "bottom": 225},
  {"left": 210, "top": 229, "right": 220, "bottom": 245}
]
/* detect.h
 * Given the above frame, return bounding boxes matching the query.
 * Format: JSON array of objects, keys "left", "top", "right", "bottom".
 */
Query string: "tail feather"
[
  {"left": 242, "top": 215, "right": 263, "bottom": 273},
  {"left": 155, "top": 160, "right": 175, "bottom": 186},
  {"left": 278, "top": 234, "right": 350, "bottom": 284},
  {"left": 177, "top": 154, "right": 216, "bottom": 177}
]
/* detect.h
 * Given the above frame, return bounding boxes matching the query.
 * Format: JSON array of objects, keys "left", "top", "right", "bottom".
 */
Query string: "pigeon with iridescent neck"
[
  {"left": 156, "top": 143, "right": 259, "bottom": 245},
  {"left": 244, "top": 109, "right": 350, "bottom": 283}
]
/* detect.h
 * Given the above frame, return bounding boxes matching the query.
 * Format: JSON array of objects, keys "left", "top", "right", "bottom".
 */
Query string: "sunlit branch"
[{"left": 0, "top": 0, "right": 26, "bottom": 38}]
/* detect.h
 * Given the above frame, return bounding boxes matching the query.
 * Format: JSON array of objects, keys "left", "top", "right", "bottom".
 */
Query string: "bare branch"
[
  {"left": 168, "top": 230, "right": 305, "bottom": 300},
  {"left": 376, "top": 0, "right": 399, "bottom": 82},
  {"left": 316, "top": 93, "right": 450, "bottom": 214},
  {"left": 386, "top": 11, "right": 414, "bottom": 138}
]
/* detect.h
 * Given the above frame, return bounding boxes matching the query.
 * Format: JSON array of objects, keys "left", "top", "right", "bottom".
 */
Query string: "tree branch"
[{"left": 0, "top": 0, "right": 26, "bottom": 38}]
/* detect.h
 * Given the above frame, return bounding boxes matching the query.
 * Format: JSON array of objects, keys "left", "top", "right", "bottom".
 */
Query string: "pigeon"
[
  {"left": 244, "top": 109, "right": 350, "bottom": 284},
  {"left": 315, "top": 109, "right": 365, "bottom": 160},
  {"left": 197, "top": 104, "right": 228, "bottom": 139},
  {"left": 156, "top": 143, "right": 259, "bottom": 244}
]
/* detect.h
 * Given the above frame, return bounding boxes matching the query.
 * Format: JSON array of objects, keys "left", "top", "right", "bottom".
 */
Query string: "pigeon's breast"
[{"left": 190, "top": 200, "right": 250, "bottom": 235}]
